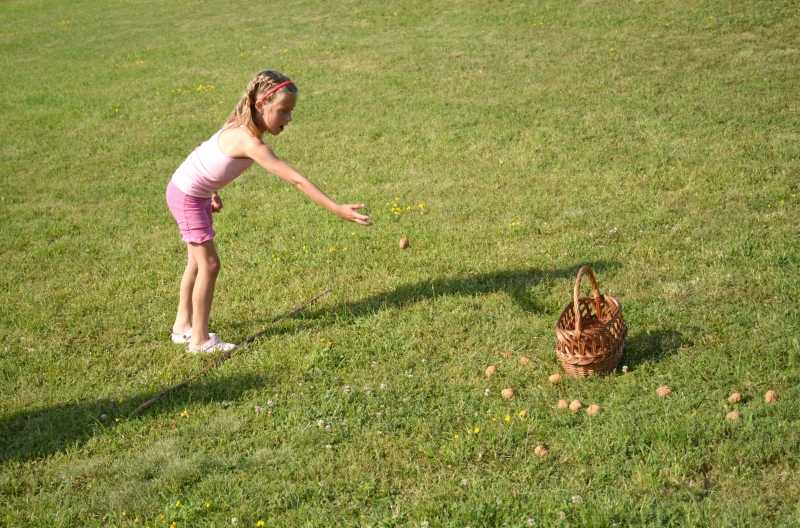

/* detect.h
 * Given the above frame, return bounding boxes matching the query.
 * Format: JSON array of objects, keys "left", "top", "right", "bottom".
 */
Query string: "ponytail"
[{"left": 226, "top": 70, "right": 298, "bottom": 136}]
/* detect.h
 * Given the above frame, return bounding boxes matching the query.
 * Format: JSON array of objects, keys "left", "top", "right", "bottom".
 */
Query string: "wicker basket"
[{"left": 556, "top": 266, "right": 627, "bottom": 377}]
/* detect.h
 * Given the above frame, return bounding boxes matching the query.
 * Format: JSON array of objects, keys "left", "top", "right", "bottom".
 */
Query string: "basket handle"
[{"left": 573, "top": 266, "right": 602, "bottom": 334}]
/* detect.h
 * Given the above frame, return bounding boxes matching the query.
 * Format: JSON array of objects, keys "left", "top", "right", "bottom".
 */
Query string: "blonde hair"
[{"left": 226, "top": 70, "right": 298, "bottom": 137}]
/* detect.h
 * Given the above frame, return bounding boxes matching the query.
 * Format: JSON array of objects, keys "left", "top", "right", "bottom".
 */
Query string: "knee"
[{"left": 200, "top": 256, "right": 221, "bottom": 277}]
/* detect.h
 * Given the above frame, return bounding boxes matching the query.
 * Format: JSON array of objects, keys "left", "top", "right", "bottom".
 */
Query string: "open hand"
[
  {"left": 337, "top": 204, "right": 372, "bottom": 226},
  {"left": 211, "top": 193, "right": 223, "bottom": 213}
]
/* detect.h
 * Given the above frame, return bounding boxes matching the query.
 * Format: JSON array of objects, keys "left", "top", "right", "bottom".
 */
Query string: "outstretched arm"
[{"left": 240, "top": 136, "right": 371, "bottom": 226}]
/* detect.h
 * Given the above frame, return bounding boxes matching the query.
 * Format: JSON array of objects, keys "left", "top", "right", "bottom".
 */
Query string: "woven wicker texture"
[{"left": 556, "top": 267, "right": 627, "bottom": 377}]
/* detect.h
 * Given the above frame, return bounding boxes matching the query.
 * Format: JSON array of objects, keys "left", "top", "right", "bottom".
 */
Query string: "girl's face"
[{"left": 258, "top": 92, "right": 297, "bottom": 136}]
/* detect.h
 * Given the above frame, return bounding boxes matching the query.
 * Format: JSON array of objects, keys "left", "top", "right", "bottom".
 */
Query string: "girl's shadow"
[{"left": 232, "top": 260, "right": 622, "bottom": 333}]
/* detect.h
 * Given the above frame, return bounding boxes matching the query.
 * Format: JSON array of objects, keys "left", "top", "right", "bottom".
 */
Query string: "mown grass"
[{"left": 1, "top": 0, "right": 798, "bottom": 526}]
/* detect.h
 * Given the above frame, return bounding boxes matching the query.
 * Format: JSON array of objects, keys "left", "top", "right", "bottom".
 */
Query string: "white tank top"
[{"left": 171, "top": 128, "right": 255, "bottom": 198}]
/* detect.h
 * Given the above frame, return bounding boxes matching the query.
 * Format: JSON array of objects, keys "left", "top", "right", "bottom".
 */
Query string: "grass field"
[{"left": 1, "top": 0, "right": 799, "bottom": 525}]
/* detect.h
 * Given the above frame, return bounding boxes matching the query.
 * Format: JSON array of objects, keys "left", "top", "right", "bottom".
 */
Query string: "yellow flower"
[
  {"left": 473, "top": 427, "right": 480, "bottom": 434},
  {"left": 175, "top": 501, "right": 181, "bottom": 507},
  {"left": 206, "top": 503, "right": 211, "bottom": 508},
  {"left": 454, "top": 434, "right": 459, "bottom": 439},
  {"left": 505, "top": 415, "right": 511, "bottom": 422},
  {"left": 257, "top": 522, "right": 266, "bottom": 527}
]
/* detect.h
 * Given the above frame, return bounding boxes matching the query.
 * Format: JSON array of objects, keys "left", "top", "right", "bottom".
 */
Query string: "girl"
[{"left": 166, "top": 70, "right": 371, "bottom": 353}]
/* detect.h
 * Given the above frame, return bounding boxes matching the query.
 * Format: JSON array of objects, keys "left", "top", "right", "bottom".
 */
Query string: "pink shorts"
[{"left": 166, "top": 180, "right": 216, "bottom": 244}]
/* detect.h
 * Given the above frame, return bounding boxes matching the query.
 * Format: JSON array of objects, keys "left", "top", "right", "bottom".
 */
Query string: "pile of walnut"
[{"left": 480, "top": 356, "right": 782, "bottom": 461}]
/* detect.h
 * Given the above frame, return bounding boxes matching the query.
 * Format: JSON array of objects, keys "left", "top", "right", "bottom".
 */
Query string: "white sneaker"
[
  {"left": 171, "top": 329, "right": 192, "bottom": 344},
  {"left": 186, "top": 334, "right": 237, "bottom": 354},
  {"left": 172, "top": 330, "right": 217, "bottom": 344}
]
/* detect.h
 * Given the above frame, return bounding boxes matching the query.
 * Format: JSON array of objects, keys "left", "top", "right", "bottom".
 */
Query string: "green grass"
[{"left": 1, "top": 0, "right": 799, "bottom": 525}]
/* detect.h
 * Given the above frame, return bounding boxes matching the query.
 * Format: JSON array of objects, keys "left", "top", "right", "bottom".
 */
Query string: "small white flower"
[
  {"left": 317, "top": 419, "right": 325, "bottom": 427},
  {"left": 528, "top": 519, "right": 536, "bottom": 526},
  {"left": 325, "top": 444, "right": 332, "bottom": 449},
  {"left": 325, "top": 424, "right": 331, "bottom": 433},
  {"left": 371, "top": 361, "right": 378, "bottom": 368},
  {"left": 571, "top": 495, "right": 582, "bottom": 504},
  {"left": 609, "top": 227, "right": 617, "bottom": 234},
  {"left": 254, "top": 405, "right": 265, "bottom": 414},
  {"left": 421, "top": 522, "right": 429, "bottom": 527},
  {"left": 461, "top": 478, "right": 468, "bottom": 486},
  {"left": 267, "top": 400, "right": 274, "bottom": 407},
  {"left": 231, "top": 518, "right": 238, "bottom": 526},
  {"left": 377, "top": 430, "right": 383, "bottom": 435},
  {"left": 365, "top": 389, "right": 372, "bottom": 396},
  {"left": 376, "top": 412, "right": 382, "bottom": 417},
  {"left": 407, "top": 374, "right": 414, "bottom": 378},
  {"left": 717, "top": 252, "right": 724, "bottom": 258},
  {"left": 622, "top": 365, "right": 628, "bottom": 373},
  {"left": 101, "top": 414, "right": 107, "bottom": 420},
  {"left": 484, "top": 388, "right": 490, "bottom": 397},
  {"left": 380, "top": 383, "right": 387, "bottom": 389},
  {"left": 343, "top": 385, "right": 351, "bottom": 394},
  {"left": 557, "top": 511, "right": 566, "bottom": 519}
]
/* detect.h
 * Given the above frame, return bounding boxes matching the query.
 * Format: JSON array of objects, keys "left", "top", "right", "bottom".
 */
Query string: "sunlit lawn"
[{"left": 1, "top": 0, "right": 798, "bottom": 526}]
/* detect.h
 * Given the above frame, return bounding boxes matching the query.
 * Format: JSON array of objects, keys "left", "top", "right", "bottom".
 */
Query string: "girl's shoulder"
[{"left": 218, "top": 125, "right": 265, "bottom": 159}]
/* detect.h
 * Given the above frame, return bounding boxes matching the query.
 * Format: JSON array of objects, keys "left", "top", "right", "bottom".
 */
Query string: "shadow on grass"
[
  {"left": 0, "top": 373, "right": 265, "bottom": 463},
  {"left": 231, "top": 260, "right": 622, "bottom": 333},
  {"left": 623, "top": 328, "right": 686, "bottom": 370},
  {"left": 3, "top": 261, "right": 626, "bottom": 463}
]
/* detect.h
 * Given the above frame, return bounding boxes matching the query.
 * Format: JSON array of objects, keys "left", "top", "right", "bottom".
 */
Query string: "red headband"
[{"left": 258, "top": 81, "right": 294, "bottom": 103}]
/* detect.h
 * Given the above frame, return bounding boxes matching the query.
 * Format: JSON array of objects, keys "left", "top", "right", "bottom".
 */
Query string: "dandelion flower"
[
  {"left": 473, "top": 427, "right": 480, "bottom": 434},
  {"left": 505, "top": 415, "right": 511, "bottom": 422},
  {"left": 257, "top": 522, "right": 266, "bottom": 527}
]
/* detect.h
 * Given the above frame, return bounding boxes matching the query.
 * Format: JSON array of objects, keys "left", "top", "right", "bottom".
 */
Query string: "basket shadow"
[
  {"left": 229, "top": 260, "right": 622, "bottom": 336},
  {"left": 0, "top": 373, "right": 265, "bottom": 463},
  {"left": 622, "top": 328, "right": 684, "bottom": 370}
]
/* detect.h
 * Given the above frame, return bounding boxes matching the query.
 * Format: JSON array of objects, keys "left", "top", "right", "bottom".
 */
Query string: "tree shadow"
[
  {"left": 229, "top": 260, "right": 622, "bottom": 333},
  {"left": 0, "top": 373, "right": 266, "bottom": 463},
  {"left": 3, "top": 261, "right": 628, "bottom": 463},
  {"left": 622, "top": 328, "right": 687, "bottom": 370}
]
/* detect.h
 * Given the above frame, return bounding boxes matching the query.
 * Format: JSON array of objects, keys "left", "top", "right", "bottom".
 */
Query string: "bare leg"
[
  {"left": 172, "top": 246, "right": 198, "bottom": 335},
  {"left": 186, "top": 239, "right": 221, "bottom": 349}
]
